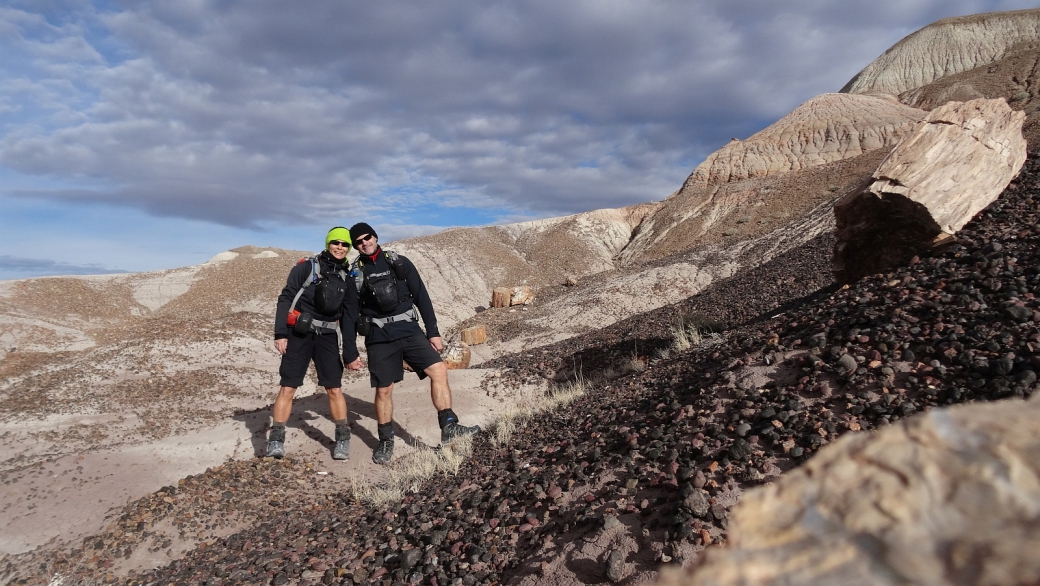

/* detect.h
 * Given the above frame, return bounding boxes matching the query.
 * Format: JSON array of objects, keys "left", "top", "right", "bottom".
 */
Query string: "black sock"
[
  {"left": 269, "top": 423, "right": 286, "bottom": 442},
  {"left": 437, "top": 409, "right": 458, "bottom": 429},
  {"left": 333, "top": 418, "right": 348, "bottom": 430},
  {"left": 335, "top": 425, "right": 351, "bottom": 442},
  {"left": 378, "top": 422, "right": 394, "bottom": 441}
]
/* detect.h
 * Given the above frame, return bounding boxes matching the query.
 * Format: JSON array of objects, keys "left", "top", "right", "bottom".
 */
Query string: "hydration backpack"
[
  {"left": 351, "top": 250, "right": 410, "bottom": 313},
  {"left": 288, "top": 256, "right": 350, "bottom": 320}
]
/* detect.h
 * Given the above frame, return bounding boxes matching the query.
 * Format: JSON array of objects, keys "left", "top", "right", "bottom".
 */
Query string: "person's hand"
[
  {"left": 274, "top": 339, "right": 288, "bottom": 355},
  {"left": 346, "top": 358, "right": 363, "bottom": 371},
  {"left": 429, "top": 336, "right": 444, "bottom": 352}
]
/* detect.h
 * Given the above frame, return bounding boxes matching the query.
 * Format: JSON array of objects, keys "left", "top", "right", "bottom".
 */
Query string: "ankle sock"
[{"left": 437, "top": 409, "right": 458, "bottom": 429}]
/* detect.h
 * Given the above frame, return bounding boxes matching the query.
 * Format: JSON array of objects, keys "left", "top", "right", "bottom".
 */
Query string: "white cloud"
[{"left": 0, "top": 0, "right": 1037, "bottom": 246}]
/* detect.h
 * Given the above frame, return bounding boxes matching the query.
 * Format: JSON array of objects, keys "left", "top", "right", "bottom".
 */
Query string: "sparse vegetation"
[
  {"left": 671, "top": 311, "right": 723, "bottom": 353},
  {"left": 493, "top": 374, "right": 590, "bottom": 447},
  {"left": 350, "top": 374, "right": 593, "bottom": 508},
  {"left": 350, "top": 436, "right": 474, "bottom": 508}
]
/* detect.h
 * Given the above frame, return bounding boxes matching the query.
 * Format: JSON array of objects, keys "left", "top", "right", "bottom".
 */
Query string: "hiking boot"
[
  {"left": 441, "top": 421, "right": 480, "bottom": 444},
  {"left": 372, "top": 437, "right": 394, "bottom": 465},
  {"left": 266, "top": 440, "right": 285, "bottom": 459},
  {"left": 266, "top": 426, "right": 286, "bottom": 459},
  {"left": 332, "top": 427, "right": 350, "bottom": 461}
]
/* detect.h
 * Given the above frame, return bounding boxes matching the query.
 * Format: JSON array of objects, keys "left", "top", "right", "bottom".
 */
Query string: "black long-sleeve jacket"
[
  {"left": 274, "top": 251, "right": 350, "bottom": 339},
  {"left": 341, "top": 248, "right": 439, "bottom": 363}
]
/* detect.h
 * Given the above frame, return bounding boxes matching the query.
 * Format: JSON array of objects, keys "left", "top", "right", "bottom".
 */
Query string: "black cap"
[{"left": 349, "top": 222, "right": 377, "bottom": 243}]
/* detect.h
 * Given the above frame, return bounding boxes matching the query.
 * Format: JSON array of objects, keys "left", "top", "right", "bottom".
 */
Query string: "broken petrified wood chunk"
[
  {"left": 444, "top": 342, "right": 471, "bottom": 370},
  {"left": 833, "top": 98, "right": 1026, "bottom": 284},
  {"left": 491, "top": 287, "right": 511, "bottom": 308},
  {"left": 460, "top": 325, "right": 487, "bottom": 345},
  {"left": 510, "top": 286, "right": 533, "bottom": 306}
]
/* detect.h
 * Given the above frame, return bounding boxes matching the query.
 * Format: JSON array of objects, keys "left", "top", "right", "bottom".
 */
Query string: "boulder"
[
  {"left": 510, "top": 286, "right": 534, "bottom": 306},
  {"left": 659, "top": 395, "right": 1040, "bottom": 586},
  {"left": 460, "top": 325, "right": 487, "bottom": 345},
  {"left": 834, "top": 98, "right": 1026, "bottom": 284},
  {"left": 444, "top": 342, "right": 471, "bottom": 370}
]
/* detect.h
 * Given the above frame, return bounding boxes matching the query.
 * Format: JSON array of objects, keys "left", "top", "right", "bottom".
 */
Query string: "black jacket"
[
  {"left": 342, "top": 248, "right": 439, "bottom": 362},
  {"left": 274, "top": 250, "right": 350, "bottom": 339}
]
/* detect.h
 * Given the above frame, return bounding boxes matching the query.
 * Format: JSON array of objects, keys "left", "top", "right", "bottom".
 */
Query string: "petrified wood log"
[{"left": 834, "top": 98, "right": 1025, "bottom": 284}]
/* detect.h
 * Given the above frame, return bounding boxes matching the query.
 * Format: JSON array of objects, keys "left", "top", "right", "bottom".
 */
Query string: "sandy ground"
[{"left": 0, "top": 368, "right": 526, "bottom": 557}]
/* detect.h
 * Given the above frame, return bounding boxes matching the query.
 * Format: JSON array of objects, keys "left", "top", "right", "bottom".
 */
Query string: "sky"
[{"left": 0, "top": 0, "right": 1037, "bottom": 279}]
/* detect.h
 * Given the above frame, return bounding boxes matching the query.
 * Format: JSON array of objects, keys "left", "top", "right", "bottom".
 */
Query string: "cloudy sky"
[{"left": 0, "top": 0, "right": 1035, "bottom": 279}]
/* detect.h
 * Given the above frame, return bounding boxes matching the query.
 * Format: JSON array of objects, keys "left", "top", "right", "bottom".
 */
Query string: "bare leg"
[
  {"left": 272, "top": 386, "right": 297, "bottom": 423},
  {"left": 424, "top": 361, "right": 452, "bottom": 411},
  {"left": 374, "top": 383, "right": 395, "bottom": 425},
  {"left": 325, "top": 387, "right": 347, "bottom": 421}
]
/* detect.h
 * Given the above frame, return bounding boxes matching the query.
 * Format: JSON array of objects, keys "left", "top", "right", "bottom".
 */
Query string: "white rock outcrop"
[
  {"left": 663, "top": 396, "right": 1040, "bottom": 586},
  {"left": 841, "top": 9, "right": 1040, "bottom": 97},
  {"left": 688, "top": 93, "right": 924, "bottom": 186},
  {"left": 834, "top": 98, "right": 1026, "bottom": 283}
]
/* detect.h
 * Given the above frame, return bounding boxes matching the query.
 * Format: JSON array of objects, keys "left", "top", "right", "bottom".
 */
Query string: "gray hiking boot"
[
  {"left": 441, "top": 421, "right": 480, "bottom": 444},
  {"left": 332, "top": 427, "right": 350, "bottom": 461},
  {"left": 372, "top": 437, "right": 394, "bottom": 465},
  {"left": 266, "top": 426, "right": 286, "bottom": 459},
  {"left": 266, "top": 441, "right": 285, "bottom": 459}
]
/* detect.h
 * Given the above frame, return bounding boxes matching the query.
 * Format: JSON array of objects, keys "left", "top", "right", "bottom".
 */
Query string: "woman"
[{"left": 267, "top": 226, "right": 354, "bottom": 460}]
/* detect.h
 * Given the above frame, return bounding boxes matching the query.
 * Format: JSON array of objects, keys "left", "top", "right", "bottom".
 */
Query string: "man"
[
  {"left": 343, "top": 222, "right": 479, "bottom": 464},
  {"left": 268, "top": 227, "right": 354, "bottom": 460}
]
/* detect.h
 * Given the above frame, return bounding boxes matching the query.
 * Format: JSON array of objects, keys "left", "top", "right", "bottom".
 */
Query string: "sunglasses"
[
  {"left": 354, "top": 234, "right": 375, "bottom": 244},
  {"left": 328, "top": 240, "right": 350, "bottom": 247}
]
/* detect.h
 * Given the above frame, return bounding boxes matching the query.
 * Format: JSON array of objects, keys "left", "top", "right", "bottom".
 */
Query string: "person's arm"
[
  {"left": 403, "top": 256, "right": 439, "bottom": 339},
  {"left": 341, "top": 268, "right": 361, "bottom": 365}
]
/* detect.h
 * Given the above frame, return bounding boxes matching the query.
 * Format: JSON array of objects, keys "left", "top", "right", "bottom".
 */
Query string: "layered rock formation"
[
  {"left": 687, "top": 93, "right": 923, "bottom": 186},
  {"left": 615, "top": 94, "right": 925, "bottom": 265},
  {"left": 666, "top": 396, "right": 1040, "bottom": 586},
  {"left": 834, "top": 98, "right": 1026, "bottom": 283},
  {"left": 841, "top": 9, "right": 1040, "bottom": 96},
  {"left": 390, "top": 204, "right": 657, "bottom": 328}
]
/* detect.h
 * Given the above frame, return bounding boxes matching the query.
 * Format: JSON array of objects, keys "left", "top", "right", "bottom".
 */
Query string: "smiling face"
[
  {"left": 354, "top": 233, "right": 378, "bottom": 256},
  {"left": 327, "top": 239, "right": 350, "bottom": 260}
]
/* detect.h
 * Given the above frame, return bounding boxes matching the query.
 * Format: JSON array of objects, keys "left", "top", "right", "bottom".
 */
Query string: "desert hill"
[{"left": 4, "top": 7, "right": 1040, "bottom": 586}]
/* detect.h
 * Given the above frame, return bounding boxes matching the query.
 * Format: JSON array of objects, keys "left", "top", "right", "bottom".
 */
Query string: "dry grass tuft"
[
  {"left": 350, "top": 374, "right": 592, "bottom": 508},
  {"left": 350, "top": 436, "right": 474, "bottom": 508},
  {"left": 493, "top": 373, "right": 590, "bottom": 447}
]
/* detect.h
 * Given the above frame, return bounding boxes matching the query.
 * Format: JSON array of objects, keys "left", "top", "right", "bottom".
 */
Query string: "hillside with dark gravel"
[{"left": 7, "top": 155, "right": 1040, "bottom": 586}]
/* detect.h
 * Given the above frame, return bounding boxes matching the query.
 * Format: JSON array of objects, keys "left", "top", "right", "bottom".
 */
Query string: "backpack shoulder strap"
[
  {"left": 383, "top": 250, "right": 409, "bottom": 280},
  {"left": 351, "top": 257, "right": 364, "bottom": 292},
  {"left": 289, "top": 256, "right": 320, "bottom": 313}
]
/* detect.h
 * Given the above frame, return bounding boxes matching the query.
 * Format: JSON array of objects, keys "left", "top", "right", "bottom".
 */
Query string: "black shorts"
[
  {"left": 366, "top": 333, "right": 444, "bottom": 388},
  {"left": 278, "top": 329, "right": 343, "bottom": 388}
]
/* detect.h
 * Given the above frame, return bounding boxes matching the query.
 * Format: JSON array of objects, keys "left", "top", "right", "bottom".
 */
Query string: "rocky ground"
[{"left": 5, "top": 149, "right": 1038, "bottom": 586}]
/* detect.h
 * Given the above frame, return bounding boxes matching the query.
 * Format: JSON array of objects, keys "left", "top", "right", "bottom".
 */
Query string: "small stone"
[
  {"left": 603, "top": 515, "right": 621, "bottom": 530},
  {"left": 837, "top": 354, "right": 858, "bottom": 374},
  {"left": 1007, "top": 306, "right": 1032, "bottom": 322},
  {"left": 400, "top": 548, "right": 422, "bottom": 569},
  {"left": 606, "top": 550, "right": 625, "bottom": 582},
  {"left": 683, "top": 489, "right": 710, "bottom": 517}
]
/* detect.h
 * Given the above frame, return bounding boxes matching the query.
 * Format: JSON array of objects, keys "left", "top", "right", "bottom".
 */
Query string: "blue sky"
[{"left": 0, "top": 0, "right": 1036, "bottom": 279}]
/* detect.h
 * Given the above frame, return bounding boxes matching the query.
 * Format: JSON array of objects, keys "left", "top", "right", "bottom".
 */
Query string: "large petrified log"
[
  {"left": 833, "top": 98, "right": 1026, "bottom": 284},
  {"left": 660, "top": 395, "right": 1040, "bottom": 586}
]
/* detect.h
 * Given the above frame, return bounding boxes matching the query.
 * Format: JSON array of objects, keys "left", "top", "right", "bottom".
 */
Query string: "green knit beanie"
[{"left": 325, "top": 226, "right": 352, "bottom": 249}]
